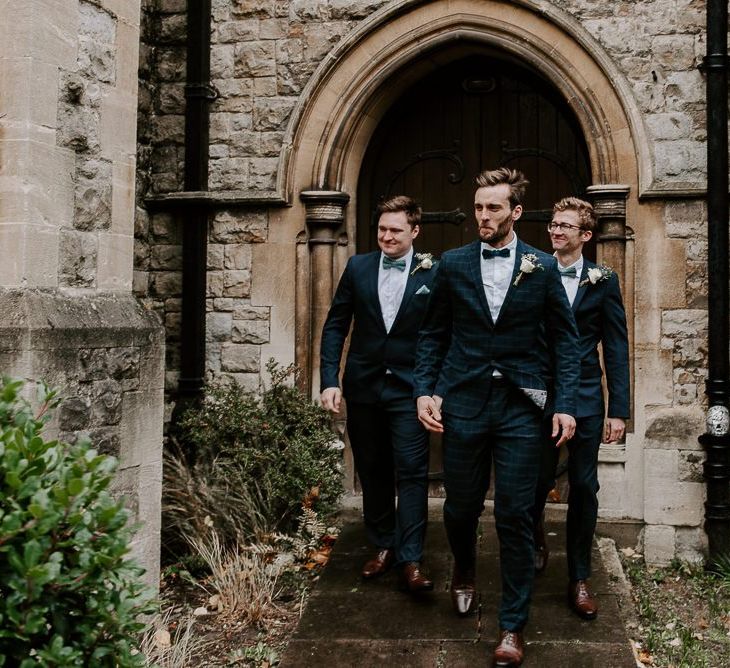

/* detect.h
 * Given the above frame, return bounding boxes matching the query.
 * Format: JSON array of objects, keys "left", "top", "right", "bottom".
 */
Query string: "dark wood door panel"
[{"left": 358, "top": 55, "right": 592, "bottom": 259}]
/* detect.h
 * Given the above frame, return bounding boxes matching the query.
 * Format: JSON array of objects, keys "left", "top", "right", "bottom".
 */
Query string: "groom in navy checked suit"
[
  {"left": 320, "top": 195, "right": 438, "bottom": 593},
  {"left": 532, "top": 197, "right": 630, "bottom": 621},
  {"left": 414, "top": 168, "right": 580, "bottom": 667}
]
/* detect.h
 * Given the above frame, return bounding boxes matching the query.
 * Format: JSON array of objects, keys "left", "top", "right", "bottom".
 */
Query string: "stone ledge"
[
  {"left": 0, "top": 289, "right": 165, "bottom": 352},
  {"left": 145, "top": 189, "right": 287, "bottom": 209}
]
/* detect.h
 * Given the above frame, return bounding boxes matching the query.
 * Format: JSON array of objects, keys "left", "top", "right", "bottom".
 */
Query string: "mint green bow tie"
[
  {"left": 382, "top": 256, "right": 406, "bottom": 271},
  {"left": 559, "top": 266, "right": 578, "bottom": 278}
]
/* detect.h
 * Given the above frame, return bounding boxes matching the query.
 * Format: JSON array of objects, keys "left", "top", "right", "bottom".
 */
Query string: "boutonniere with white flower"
[
  {"left": 411, "top": 252, "right": 434, "bottom": 275},
  {"left": 513, "top": 253, "right": 544, "bottom": 286},
  {"left": 579, "top": 264, "right": 613, "bottom": 287}
]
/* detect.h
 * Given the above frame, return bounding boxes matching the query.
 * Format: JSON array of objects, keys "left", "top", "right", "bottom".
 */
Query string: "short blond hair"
[{"left": 553, "top": 197, "right": 597, "bottom": 232}]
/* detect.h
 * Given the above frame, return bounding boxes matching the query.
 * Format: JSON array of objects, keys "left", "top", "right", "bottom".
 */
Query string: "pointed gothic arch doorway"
[
  {"left": 356, "top": 54, "right": 594, "bottom": 491},
  {"left": 291, "top": 0, "right": 638, "bottom": 506}
]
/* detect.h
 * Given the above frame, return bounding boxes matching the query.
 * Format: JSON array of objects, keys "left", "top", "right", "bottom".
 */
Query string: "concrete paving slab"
[
  {"left": 281, "top": 518, "right": 636, "bottom": 667},
  {"left": 282, "top": 640, "right": 443, "bottom": 667},
  {"left": 283, "top": 639, "right": 635, "bottom": 667},
  {"left": 528, "top": 593, "right": 628, "bottom": 643},
  {"left": 439, "top": 640, "right": 637, "bottom": 667},
  {"left": 293, "top": 590, "right": 484, "bottom": 641},
  {"left": 313, "top": 548, "right": 453, "bottom": 594}
]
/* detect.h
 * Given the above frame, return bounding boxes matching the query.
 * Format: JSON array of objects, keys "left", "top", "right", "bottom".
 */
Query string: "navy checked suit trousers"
[{"left": 442, "top": 379, "right": 543, "bottom": 631}]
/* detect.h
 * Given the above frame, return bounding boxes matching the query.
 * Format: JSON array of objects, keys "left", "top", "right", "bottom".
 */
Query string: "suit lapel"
[
  {"left": 390, "top": 253, "right": 421, "bottom": 332},
  {"left": 572, "top": 260, "right": 591, "bottom": 313},
  {"left": 494, "top": 239, "right": 524, "bottom": 324},
  {"left": 367, "top": 252, "right": 388, "bottom": 333},
  {"left": 468, "top": 241, "right": 495, "bottom": 326}
]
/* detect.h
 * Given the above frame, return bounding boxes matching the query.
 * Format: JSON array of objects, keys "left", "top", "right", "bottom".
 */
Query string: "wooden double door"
[
  {"left": 358, "top": 54, "right": 593, "bottom": 258},
  {"left": 357, "top": 54, "right": 592, "bottom": 489}
]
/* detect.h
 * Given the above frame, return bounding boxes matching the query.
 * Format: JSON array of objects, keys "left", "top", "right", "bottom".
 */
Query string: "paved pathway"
[{"left": 282, "top": 504, "right": 637, "bottom": 667}]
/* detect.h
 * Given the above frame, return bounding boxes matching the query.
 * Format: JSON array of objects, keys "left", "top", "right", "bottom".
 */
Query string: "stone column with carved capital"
[
  {"left": 586, "top": 185, "right": 630, "bottom": 294},
  {"left": 587, "top": 184, "right": 632, "bottom": 442},
  {"left": 298, "top": 191, "right": 350, "bottom": 395}
]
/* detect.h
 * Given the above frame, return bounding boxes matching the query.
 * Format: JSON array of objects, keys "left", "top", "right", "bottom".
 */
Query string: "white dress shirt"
[
  {"left": 557, "top": 254, "right": 583, "bottom": 306},
  {"left": 481, "top": 234, "right": 519, "bottom": 322},
  {"left": 378, "top": 247, "right": 413, "bottom": 333}
]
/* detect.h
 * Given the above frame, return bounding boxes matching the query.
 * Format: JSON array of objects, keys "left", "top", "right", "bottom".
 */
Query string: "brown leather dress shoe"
[
  {"left": 450, "top": 567, "right": 476, "bottom": 616},
  {"left": 493, "top": 629, "right": 525, "bottom": 667},
  {"left": 399, "top": 562, "right": 434, "bottom": 592},
  {"left": 569, "top": 579, "right": 598, "bottom": 619},
  {"left": 361, "top": 549, "right": 394, "bottom": 579},
  {"left": 534, "top": 518, "right": 549, "bottom": 574}
]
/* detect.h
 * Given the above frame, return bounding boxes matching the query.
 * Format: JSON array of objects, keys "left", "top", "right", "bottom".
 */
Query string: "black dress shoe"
[
  {"left": 450, "top": 567, "right": 476, "bottom": 616},
  {"left": 361, "top": 549, "right": 394, "bottom": 579},
  {"left": 534, "top": 518, "right": 549, "bottom": 574},
  {"left": 398, "top": 562, "right": 434, "bottom": 592}
]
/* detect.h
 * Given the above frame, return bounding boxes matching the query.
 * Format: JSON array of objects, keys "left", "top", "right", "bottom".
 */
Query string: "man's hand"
[
  {"left": 417, "top": 395, "right": 444, "bottom": 433},
  {"left": 604, "top": 417, "right": 626, "bottom": 443},
  {"left": 552, "top": 413, "right": 576, "bottom": 448},
  {"left": 321, "top": 387, "right": 342, "bottom": 414}
]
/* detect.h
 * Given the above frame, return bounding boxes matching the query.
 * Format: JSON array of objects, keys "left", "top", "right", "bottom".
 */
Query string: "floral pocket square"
[{"left": 415, "top": 285, "right": 430, "bottom": 295}]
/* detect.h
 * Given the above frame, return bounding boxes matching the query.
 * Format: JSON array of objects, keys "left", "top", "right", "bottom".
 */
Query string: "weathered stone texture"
[
  {"left": 644, "top": 405, "right": 705, "bottom": 450},
  {"left": 664, "top": 200, "right": 707, "bottom": 239},
  {"left": 555, "top": 0, "right": 705, "bottom": 186},
  {"left": 643, "top": 525, "right": 675, "bottom": 567},
  {"left": 0, "top": 290, "right": 165, "bottom": 583},
  {"left": 210, "top": 211, "right": 268, "bottom": 243},
  {"left": 75, "top": 158, "right": 113, "bottom": 231},
  {"left": 234, "top": 41, "right": 277, "bottom": 77},
  {"left": 221, "top": 342, "right": 261, "bottom": 372},
  {"left": 78, "top": 1, "right": 117, "bottom": 84},
  {"left": 232, "top": 319, "right": 269, "bottom": 343},
  {"left": 60, "top": 230, "right": 98, "bottom": 287}
]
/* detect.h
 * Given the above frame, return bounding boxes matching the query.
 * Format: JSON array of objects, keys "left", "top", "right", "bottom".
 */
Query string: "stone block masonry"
[
  {"left": 136, "top": 208, "right": 270, "bottom": 394},
  {"left": 141, "top": 0, "right": 707, "bottom": 198},
  {"left": 0, "top": 290, "right": 165, "bottom": 585},
  {"left": 1, "top": 0, "right": 166, "bottom": 582}
]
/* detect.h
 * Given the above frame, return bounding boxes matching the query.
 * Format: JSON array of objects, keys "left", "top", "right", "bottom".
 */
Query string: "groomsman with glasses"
[{"left": 533, "top": 197, "right": 630, "bottom": 621}]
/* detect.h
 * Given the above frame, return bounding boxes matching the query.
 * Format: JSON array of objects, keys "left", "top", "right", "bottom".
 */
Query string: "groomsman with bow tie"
[
  {"left": 320, "top": 195, "right": 438, "bottom": 593},
  {"left": 414, "top": 168, "right": 580, "bottom": 667},
  {"left": 532, "top": 197, "right": 630, "bottom": 621}
]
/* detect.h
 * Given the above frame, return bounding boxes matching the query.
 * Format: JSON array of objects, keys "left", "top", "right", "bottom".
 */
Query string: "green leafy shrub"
[
  {"left": 0, "top": 378, "right": 155, "bottom": 666},
  {"left": 168, "top": 360, "right": 343, "bottom": 547}
]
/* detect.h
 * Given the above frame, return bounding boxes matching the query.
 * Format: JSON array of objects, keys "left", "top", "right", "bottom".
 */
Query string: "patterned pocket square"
[
  {"left": 519, "top": 387, "right": 547, "bottom": 410},
  {"left": 415, "top": 285, "right": 430, "bottom": 295}
]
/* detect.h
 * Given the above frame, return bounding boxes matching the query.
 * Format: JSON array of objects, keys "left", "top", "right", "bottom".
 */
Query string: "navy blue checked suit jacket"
[
  {"left": 568, "top": 260, "right": 630, "bottom": 419},
  {"left": 320, "top": 250, "right": 439, "bottom": 403},
  {"left": 413, "top": 239, "right": 580, "bottom": 419}
]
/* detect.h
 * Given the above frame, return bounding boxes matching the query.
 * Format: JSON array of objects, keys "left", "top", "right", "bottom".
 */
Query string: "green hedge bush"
[{"left": 0, "top": 379, "right": 155, "bottom": 666}]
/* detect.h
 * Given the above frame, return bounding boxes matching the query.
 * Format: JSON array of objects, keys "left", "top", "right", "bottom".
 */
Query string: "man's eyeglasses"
[{"left": 547, "top": 222, "right": 584, "bottom": 232}]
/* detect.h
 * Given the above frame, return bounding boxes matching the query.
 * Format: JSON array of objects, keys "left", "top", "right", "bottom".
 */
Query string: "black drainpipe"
[
  {"left": 177, "top": 0, "right": 215, "bottom": 408},
  {"left": 699, "top": 0, "right": 730, "bottom": 567}
]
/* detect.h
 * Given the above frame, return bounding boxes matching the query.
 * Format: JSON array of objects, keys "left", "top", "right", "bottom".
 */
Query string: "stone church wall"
[
  {"left": 0, "top": 0, "right": 165, "bottom": 581},
  {"left": 135, "top": 0, "right": 711, "bottom": 561}
]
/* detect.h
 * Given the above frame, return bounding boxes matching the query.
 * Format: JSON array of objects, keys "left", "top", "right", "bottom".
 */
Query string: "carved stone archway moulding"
[
  {"left": 293, "top": 0, "right": 643, "bottom": 391},
  {"left": 282, "top": 0, "right": 658, "bottom": 203}
]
